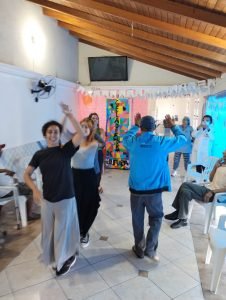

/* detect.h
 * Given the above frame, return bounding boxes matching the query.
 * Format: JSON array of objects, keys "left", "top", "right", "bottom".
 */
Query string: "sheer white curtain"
[{"left": 147, "top": 96, "right": 204, "bottom": 133}]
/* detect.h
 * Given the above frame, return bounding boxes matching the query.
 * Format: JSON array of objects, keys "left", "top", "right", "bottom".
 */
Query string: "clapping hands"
[{"left": 163, "top": 115, "right": 175, "bottom": 128}]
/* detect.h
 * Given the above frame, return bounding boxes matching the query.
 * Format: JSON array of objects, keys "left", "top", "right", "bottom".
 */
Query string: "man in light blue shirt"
[{"left": 123, "top": 114, "right": 186, "bottom": 261}]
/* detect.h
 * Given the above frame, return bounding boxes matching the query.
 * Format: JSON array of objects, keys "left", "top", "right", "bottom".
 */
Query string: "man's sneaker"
[
  {"left": 132, "top": 245, "right": 144, "bottom": 259},
  {"left": 56, "top": 255, "right": 76, "bottom": 276},
  {"left": 164, "top": 210, "right": 179, "bottom": 221},
  {"left": 170, "top": 219, "right": 187, "bottom": 229},
  {"left": 144, "top": 252, "right": 160, "bottom": 263},
  {"left": 171, "top": 170, "right": 177, "bottom": 177},
  {"left": 80, "top": 233, "right": 90, "bottom": 248}
]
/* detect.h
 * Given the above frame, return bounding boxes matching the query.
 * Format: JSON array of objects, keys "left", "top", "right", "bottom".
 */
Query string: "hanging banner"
[{"left": 105, "top": 98, "right": 130, "bottom": 170}]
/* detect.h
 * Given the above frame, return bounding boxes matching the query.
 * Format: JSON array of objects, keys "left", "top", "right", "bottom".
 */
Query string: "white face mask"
[{"left": 202, "top": 120, "right": 210, "bottom": 126}]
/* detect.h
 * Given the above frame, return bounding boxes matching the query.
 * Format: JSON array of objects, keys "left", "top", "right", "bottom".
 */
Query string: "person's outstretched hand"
[
  {"left": 164, "top": 115, "right": 175, "bottom": 128},
  {"left": 135, "top": 113, "right": 141, "bottom": 127},
  {"left": 60, "top": 102, "right": 71, "bottom": 116}
]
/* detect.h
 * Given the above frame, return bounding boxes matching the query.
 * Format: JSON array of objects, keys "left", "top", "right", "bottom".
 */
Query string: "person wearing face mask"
[
  {"left": 71, "top": 118, "right": 101, "bottom": 248},
  {"left": 24, "top": 104, "right": 84, "bottom": 277},
  {"left": 191, "top": 115, "right": 214, "bottom": 173}
]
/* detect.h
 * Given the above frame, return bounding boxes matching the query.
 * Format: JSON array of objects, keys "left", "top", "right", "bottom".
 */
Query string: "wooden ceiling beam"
[
  {"left": 132, "top": 0, "right": 226, "bottom": 28},
  {"left": 69, "top": 31, "right": 212, "bottom": 80},
  {"left": 78, "top": 39, "right": 206, "bottom": 80},
  {"left": 38, "top": 3, "right": 226, "bottom": 63},
  {"left": 60, "top": 22, "right": 221, "bottom": 78},
  {"left": 45, "top": 9, "right": 226, "bottom": 72},
  {"left": 33, "top": 0, "right": 226, "bottom": 49}
]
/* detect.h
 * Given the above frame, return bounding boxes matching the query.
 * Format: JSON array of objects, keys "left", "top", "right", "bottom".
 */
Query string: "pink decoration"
[
  {"left": 76, "top": 92, "right": 107, "bottom": 129},
  {"left": 131, "top": 97, "right": 148, "bottom": 120},
  {"left": 75, "top": 92, "right": 148, "bottom": 130}
]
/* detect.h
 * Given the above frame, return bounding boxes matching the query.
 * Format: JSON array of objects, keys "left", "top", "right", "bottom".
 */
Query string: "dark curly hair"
[
  {"left": 202, "top": 115, "right": 213, "bottom": 124},
  {"left": 42, "top": 120, "right": 63, "bottom": 136}
]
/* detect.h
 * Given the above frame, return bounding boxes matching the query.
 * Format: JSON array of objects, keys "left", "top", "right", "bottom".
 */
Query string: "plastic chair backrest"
[
  {"left": 217, "top": 215, "right": 226, "bottom": 231},
  {"left": 202, "top": 156, "right": 219, "bottom": 180}
]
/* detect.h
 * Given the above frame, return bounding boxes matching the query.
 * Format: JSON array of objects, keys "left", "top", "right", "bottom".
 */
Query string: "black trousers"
[
  {"left": 97, "top": 149, "right": 104, "bottom": 186},
  {"left": 72, "top": 168, "right": 101, "bottom": 236}
]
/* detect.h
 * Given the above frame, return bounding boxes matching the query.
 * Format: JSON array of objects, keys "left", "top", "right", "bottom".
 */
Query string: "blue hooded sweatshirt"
[{"left": 123, "top": 125, "right": 187, "bottom": 194}]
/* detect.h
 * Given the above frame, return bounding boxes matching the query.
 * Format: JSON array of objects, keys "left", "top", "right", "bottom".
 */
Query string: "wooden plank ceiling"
[{"left": 27, "top": 0, "right": 226, "bottom": 80}]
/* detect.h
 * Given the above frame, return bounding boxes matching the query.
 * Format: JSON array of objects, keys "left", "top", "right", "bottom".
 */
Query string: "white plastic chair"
[
  {"left": 184, "top": 156, "right": 219, "bottom": 184},
  {"left": 205, "top": 214, "right": 226, "bottom": 294},
  {"left": 188, "top": 192, "right": 226, "bottom": 234},
  {"left": 0, "top": 184, "right": 27, "bottom": 229}
]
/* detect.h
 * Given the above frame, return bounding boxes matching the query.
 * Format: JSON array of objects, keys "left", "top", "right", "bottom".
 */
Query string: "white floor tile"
[
  {"left": 86, "top": 289, "right": 120, "bottom": 300},
  {"left": 57, "top": 265, "right": 108, "bottom": 300},
  {"left": 93, "top": 255, "right": 137, "bottom": 287},
  {"left": 158, "top": 235, "right": 193, "bottom": 261},
  {"left": 80, "top": 239, "right": 119, "bottom": 265},
  {"left": 0, "top": 294, "right": 14, "bottom": 300},
  {"left": 8, "top": 242, "right": 40, "bottom": 267},
  {"left": 174, "top": 284, "right": 204, "bottom": 300},
  {"left": 112, "top": 276, "right": 170, "bottom": 300},
  {"left": 12, "top": 279, "right": 66, "bottom": 300},
  {"left": 103, "top": 206, "right": 131, "bottom": 220},
  {"left": 6, "top": 260, "right": 53, "bottom": 292},
  {"left": 148, "top": 263, "right": 199, "bottom": 298},
  {"left": 173, "top": 254, "right": 201, "bottom": 282},
  {"left": 170, "top": 230, "right": 195, "bottom": 251},
  {"left": 0, "top": 271, "right": 12, "bottom": 297},
  {"left": 73, "top": 254, "right": 89, "bottom": 271}
]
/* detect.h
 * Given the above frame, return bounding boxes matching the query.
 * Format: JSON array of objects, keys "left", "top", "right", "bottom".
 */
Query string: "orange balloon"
[{"left": 83, "top": 94, "right": 92, "bottom": 105}]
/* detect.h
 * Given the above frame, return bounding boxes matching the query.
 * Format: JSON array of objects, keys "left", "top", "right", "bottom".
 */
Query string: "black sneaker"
[
  {"left": 80, "top": 233, "right": 90, "bottom": 248},
  {"left": 164, "top": 210, "right": 179, "bottom": 221},
  {"left": 56, "top": 255, "right": 76, "bottom": 276},
  {"left": 170, "top": 219, "right": 187, "bottom": 229},
  {"left": 132, "top": 245, "right": 144, "bottom": 259}
]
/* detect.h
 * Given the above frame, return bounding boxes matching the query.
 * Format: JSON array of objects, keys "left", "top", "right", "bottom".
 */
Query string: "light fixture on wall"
[{"left": 22, "top": 19, "right": 46, "bottom": 71}]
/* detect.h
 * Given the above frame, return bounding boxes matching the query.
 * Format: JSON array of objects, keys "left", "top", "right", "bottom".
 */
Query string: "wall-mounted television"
[{"left": 88, "top": 56, "right": 128, "bottom": 81}]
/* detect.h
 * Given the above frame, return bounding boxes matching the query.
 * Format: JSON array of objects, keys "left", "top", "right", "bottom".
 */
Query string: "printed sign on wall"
[{"left": 105, "top": 98, "right": 130, "bottom": 170}]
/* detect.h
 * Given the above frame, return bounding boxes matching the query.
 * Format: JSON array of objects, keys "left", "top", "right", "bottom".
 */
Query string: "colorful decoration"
[
  {"left": 105, "top": 98, "right": 130, "bottom": 170},
  {"left": 82, "top": 94, "right": 92, "bottom": 105}
]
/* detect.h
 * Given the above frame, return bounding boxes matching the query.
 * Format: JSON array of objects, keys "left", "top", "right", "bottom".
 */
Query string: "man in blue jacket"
[{"left": 123, "top": 114, "right": 186, "bottom": 262}]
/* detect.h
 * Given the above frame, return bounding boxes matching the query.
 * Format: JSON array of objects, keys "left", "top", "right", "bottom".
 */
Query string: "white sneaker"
[{"left": 171, "top": 170, "right": 177, "bottom": 177}]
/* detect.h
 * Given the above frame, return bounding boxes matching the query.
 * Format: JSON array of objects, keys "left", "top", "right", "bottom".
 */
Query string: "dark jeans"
[
  {"left": 173, "top": 152, "right": 190, "bottom": 171},
  {"left": 97, "top": 149, "right": 104, "bottom": 186},
  {"left": 172, "top": 182, "right": 210, "bottom": 219},
  {"left": 130, "top": 192, "right": 163, "bottom": 256}
]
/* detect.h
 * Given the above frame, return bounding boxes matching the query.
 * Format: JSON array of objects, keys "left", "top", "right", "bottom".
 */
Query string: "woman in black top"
[{"left": 24, "top": 104, "right": 84, "bottom": 277}]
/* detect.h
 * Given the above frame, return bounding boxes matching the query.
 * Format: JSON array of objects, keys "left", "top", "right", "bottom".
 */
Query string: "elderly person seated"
[
  {"left": 165, "top": 150, "right": 226, "bottom": 229},
  {"left": 0, "top": 143, "right": 40, "bottom": 220}
]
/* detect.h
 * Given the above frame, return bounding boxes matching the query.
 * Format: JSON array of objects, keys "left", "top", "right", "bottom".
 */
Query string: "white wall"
[
  {"left": 0, "top": 0, "right": 78, "bottom": 82},
  {"left": 214, "top": 73, "right": 226, "bottom": 94},
  {"left": 0, "top": 64, "right": 78, "bottom": 149},
  {"left": 79, "top": 43, "right": 195, "bottom": 86}
]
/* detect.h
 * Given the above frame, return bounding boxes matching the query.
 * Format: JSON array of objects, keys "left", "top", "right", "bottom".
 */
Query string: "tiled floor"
[{"left": 0, "top": 169, "right": 204, "bottom": 300}]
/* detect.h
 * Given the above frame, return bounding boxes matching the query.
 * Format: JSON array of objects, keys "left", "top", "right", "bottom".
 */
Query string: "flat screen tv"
[{"left": 88, "top": 56, "right": 128, "bottom": 81}]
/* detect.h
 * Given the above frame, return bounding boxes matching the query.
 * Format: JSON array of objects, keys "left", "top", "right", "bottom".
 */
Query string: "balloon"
[{"left": 83, "top": 94, "right": 92, "bottom": 105}]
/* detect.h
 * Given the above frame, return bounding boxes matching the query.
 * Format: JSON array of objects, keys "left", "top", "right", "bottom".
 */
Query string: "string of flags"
[{"left": 76, "top": 79, "right": 216, "bottom": 100}]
